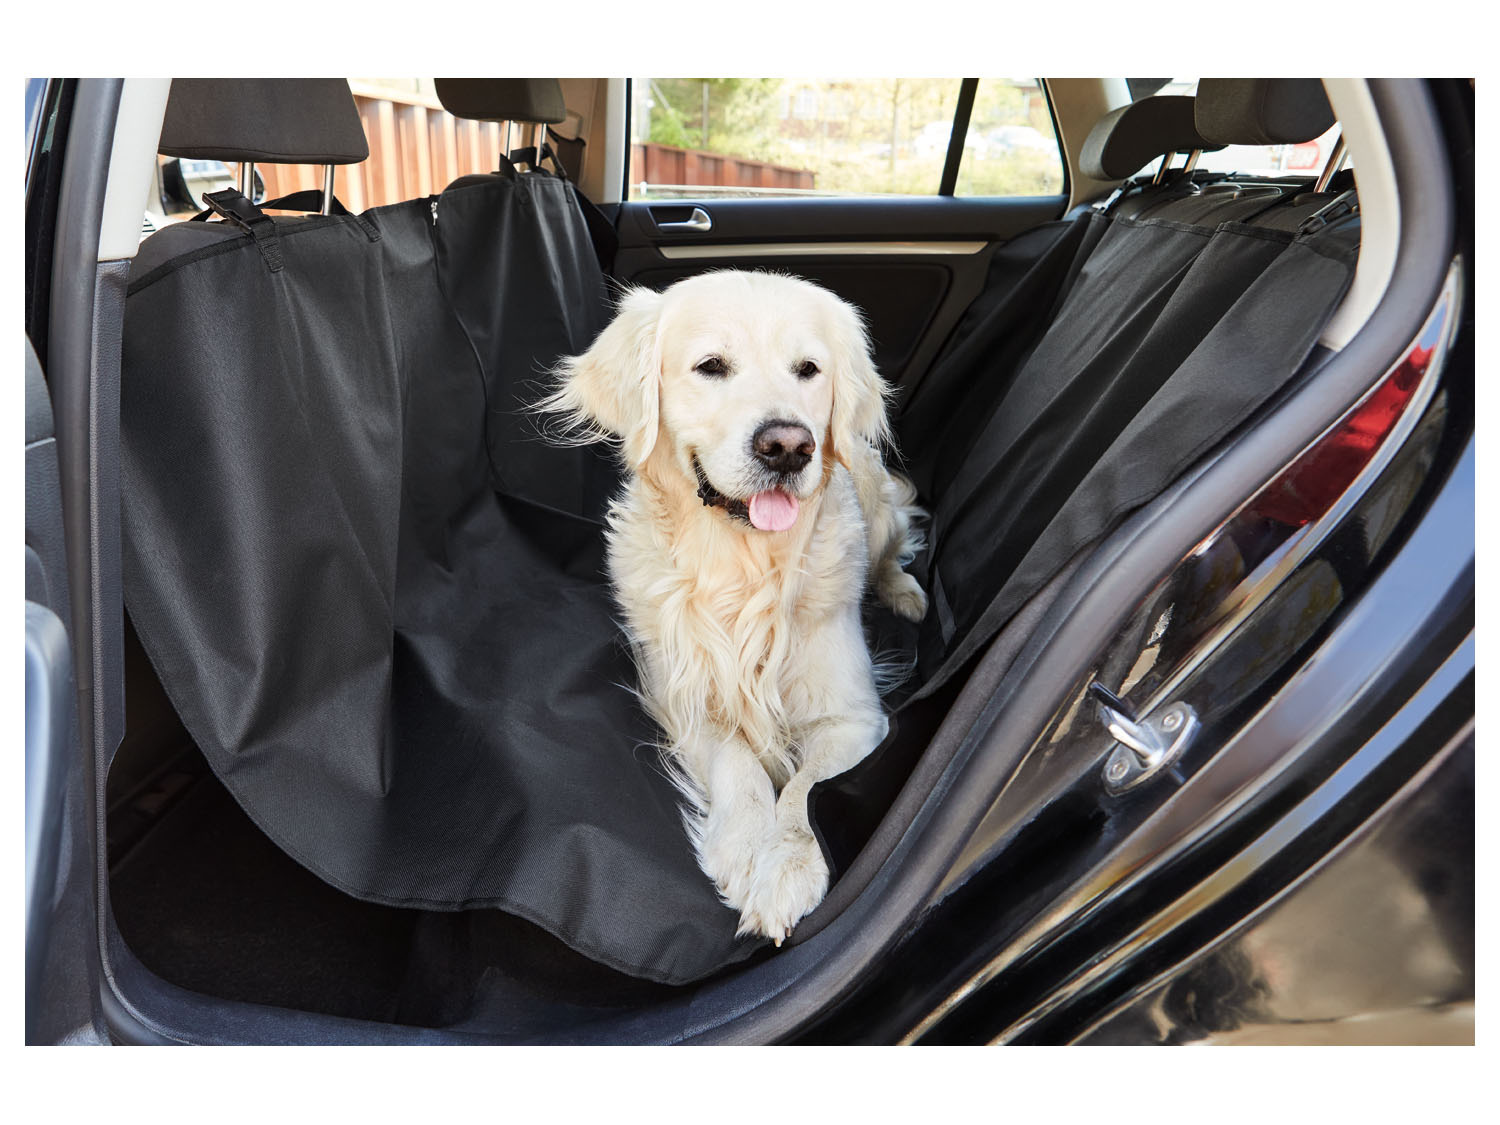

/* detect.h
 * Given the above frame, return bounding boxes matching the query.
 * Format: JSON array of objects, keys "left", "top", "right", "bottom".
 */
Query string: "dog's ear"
[
  {"left": 538, "top": 286, "right": 663, "bottom": 466},
  {"left": 826, "top": 293, "right": 894, "bottom": 465}
]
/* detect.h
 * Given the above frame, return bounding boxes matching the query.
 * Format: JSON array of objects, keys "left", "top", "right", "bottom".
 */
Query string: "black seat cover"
[
  {"left": 122, "top": 77, "right": 1360, "bottom": 985},
  {"left": 123, "top": 172, "right": 771, "bottom": 985}
]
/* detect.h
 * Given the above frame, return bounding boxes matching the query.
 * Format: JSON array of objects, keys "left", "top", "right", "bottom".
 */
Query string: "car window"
[
  {"left": 952, "top": 79, "right": 1065, "bottom": 197},
  {"left": 628, "top": 78, "right": 1062, "bottom": 200},
  {"left": 1153, "top": 78, "right": 1344, "bottom": 179}
]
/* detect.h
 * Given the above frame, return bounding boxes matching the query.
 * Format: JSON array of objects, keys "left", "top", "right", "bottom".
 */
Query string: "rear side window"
[
  {"left": 952, "top": 78, "right": 1065, "bottom": 196},
  {"left": 628, "top": 78, "right": 1063, "bottom": 200}
]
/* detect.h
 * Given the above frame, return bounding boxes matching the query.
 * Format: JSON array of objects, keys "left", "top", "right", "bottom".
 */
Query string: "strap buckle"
[
  {"left": 200, "top": 188, "right": 284, "bottom": 272},
  {"left": 1093, "top": 185, "right": 1126, "bottom": 214},
  {"left": 1297, "top": 188, "right": 1359, "bottom": 236}
]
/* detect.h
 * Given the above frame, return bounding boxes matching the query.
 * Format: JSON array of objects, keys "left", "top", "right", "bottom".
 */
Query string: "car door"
[{"left": 611, "top": 78, "right": 1073, "bottom": 400}]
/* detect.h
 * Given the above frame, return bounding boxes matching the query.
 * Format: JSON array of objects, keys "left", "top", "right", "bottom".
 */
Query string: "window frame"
[{"left": 621, "top": 77, "right": 1068, "bottom": 203}]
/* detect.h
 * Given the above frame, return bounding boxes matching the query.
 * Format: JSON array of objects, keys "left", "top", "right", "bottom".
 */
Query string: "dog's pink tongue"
[{"left": 748, "top": 489, "right": 800, "bottom": 532}]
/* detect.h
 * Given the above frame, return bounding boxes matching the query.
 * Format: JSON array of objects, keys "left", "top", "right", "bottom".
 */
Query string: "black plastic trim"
[{"left": 47, "top": 77, "right": 124, "bottom": 1046}]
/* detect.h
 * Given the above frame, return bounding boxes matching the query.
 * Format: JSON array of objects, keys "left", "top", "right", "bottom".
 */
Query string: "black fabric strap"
[
  {"left": 1227, "top": 186, "right": 1299, "bottom": 227},
  {"left": 195, "top": 189, "right": 283, "bottom": 272},
  {"left": 546, "top": 126, "right": 587, "bottom": 181},
  {"left": 193, "top": 188, "right": 381, "bottom": 243},
  {"left": 260, "top": 189, "right": 351, "bottom": 215},
  {"left": 506, "top": 141, "right": 561, "bottom": 174},
  {"left": 258, "top": 190, "right": 382, "bottom": 242}
]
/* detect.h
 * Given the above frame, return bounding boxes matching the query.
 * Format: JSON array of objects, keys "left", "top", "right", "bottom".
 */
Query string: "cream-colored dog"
[{"left": 542, "top": 270, "right": 926, "bottom": 943}]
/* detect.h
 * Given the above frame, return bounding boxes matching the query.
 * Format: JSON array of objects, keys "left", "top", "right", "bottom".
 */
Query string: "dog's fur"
[{"left": 541, "top": 270, "right": 926, "bottom": 942}]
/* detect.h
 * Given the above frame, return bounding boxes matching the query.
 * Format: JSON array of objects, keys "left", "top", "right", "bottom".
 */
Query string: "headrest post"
[
  {"left": 1182, "top": 148, "right": 1202, "bottom": 175},
  {"left": 534, "top": 123, "right": 548, "bottom": 169},
  {"left": 1152, "top": 153, "right": 1173, "bottom": 185},
  {"left": 1313, "top": 133, "right": 1347, "bottom": 194},
  {"left": 504, "top": 121, "right": 515, "bottom": 166},
  {"left": 321, "top": 165, "right": 335, "bottom": 215},
  {"left": 238, "top": 160, "right": 256, "bottom": 200}
]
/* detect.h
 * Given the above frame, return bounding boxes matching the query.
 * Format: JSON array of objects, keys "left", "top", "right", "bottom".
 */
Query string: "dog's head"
[{"left": 542, "top": 271, "right": 891, "bottom": 532}]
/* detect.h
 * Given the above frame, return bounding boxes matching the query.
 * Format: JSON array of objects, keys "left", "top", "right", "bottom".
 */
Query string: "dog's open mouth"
[{"left": 692, "top": 456, "right": 800, "bottom": 532}]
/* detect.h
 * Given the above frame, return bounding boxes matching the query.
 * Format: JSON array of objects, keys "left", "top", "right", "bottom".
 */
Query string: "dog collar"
[{"left": 692, "top": 456, "right": 750, "bottom": 524}]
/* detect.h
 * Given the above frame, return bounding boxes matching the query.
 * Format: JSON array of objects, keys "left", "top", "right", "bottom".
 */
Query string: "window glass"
[
  {"left": 629, "top": 78, "right": 1062, "bottom": 200},
  {"left": 1151, "top": 78, "right": 1345, "bottom": 179},
  {"left": 953, "top": 78, "right": 1065, "bottom": 196}
]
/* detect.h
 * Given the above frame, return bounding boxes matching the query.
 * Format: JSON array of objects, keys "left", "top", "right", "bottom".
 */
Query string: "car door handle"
[{"left": 656, "top": 206, "right": 712, "bottom": 233}]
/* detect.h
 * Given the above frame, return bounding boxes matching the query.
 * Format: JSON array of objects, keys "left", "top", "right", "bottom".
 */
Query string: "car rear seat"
[
  {"left": 899, "top": 92, "right": 1231, "bottom": 499},
  {"left": 805, "top": 78, "right": 1361, "bottom": 894},
  {"left": 118, "top": 77, "right": 1363, "bottom": 988},
  {"left": 121, "top": 78, "right": 775, "bottom": 988},
  {"left": 895, "top": 79, "right": 1359, "bottom": 698}
]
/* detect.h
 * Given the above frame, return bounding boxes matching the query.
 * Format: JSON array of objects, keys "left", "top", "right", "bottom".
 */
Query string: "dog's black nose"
[{"left": 752, "top": 421, "right": 815, "bottom": 475}]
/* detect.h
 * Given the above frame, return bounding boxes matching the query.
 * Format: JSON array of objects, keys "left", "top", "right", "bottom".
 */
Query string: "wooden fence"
[
  {"left": 250, "top": 91, "right": 816, "bottom": 208},
  {"left": 630, "top": 142, "right": 814, "bottom": 192},
  {"left": 255, "top": 87, "right": 548, "bottom": 211}
]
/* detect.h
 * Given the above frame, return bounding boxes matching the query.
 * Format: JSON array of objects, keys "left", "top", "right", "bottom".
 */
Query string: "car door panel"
[{"left": 614, "top": 196, "right": 1068, "bottom": 389}]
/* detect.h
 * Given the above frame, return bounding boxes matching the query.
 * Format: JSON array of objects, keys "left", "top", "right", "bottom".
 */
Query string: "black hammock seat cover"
[{"left": 120, "top": 169, "right": 1358, "bottom": 984}]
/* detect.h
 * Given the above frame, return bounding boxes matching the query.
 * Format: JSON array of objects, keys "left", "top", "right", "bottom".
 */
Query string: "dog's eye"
[
  {"left": 694, "top": 355, "right": 729, "bottom": 378},
  {"left": 795, "top": 360, "right": 820, "bottom": 380}
]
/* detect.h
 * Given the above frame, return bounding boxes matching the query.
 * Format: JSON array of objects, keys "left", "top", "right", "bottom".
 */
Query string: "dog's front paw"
[
  {"left": 736, "top": 825, "right": 829, "bottom": 946},
  {"left": 879, "top": 569, "right": 928, "bottom": 622},
  {"left": 698, "top": 801, "right": 775, "bottom": 916}
]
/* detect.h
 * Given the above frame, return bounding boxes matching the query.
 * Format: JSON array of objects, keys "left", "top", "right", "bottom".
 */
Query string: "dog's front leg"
[
  {"left": 742, "top": 620, "right": 890, "bottom": 944},
  {"left": 677, "top": 731, "right": 782, "bottom": 938},
  {"left": 745, "top": 710, "right": 887, "bottom": 943}
]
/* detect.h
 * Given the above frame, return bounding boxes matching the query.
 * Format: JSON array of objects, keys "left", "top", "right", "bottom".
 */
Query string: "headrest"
[
  {"left": 434, "top": 79, "right": 567, "bottom": 124},
  {"left": 1080, "top": 96, "right": 1218, "bottom": 181},
  {"left": 159, "top": 79, "right": 368, "bottom": 165},
  {"left": 1195, "top": 79, "right": 1335, "bottom": 146}
]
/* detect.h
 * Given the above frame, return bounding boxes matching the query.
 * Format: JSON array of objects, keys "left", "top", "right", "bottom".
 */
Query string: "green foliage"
[
  {"left": 645, "top": 79, "right": 784, "bottom": 156},
  {"left": 635, "top": 77, "right": 1063, "bottom": 197}
]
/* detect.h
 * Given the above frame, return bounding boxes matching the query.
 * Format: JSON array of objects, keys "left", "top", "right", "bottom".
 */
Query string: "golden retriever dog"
[{"left": 541, "top": 270, "right": 926, "bottom": 943}]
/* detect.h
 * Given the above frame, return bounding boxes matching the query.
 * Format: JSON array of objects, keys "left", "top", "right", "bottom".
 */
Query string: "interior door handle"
[{"left": 656, "top": 206, "right": 712, "bottom": 233}]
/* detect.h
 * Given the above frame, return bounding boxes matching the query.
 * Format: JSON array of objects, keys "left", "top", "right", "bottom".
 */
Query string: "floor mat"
[{"left": 109, "top": 753, "right": 687, "bottom": 1028}]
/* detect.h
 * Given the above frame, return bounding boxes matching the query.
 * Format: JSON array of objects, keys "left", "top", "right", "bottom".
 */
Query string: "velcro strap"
[{"left": 198, "top": 189, "right": 284, "bottom": 272}]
